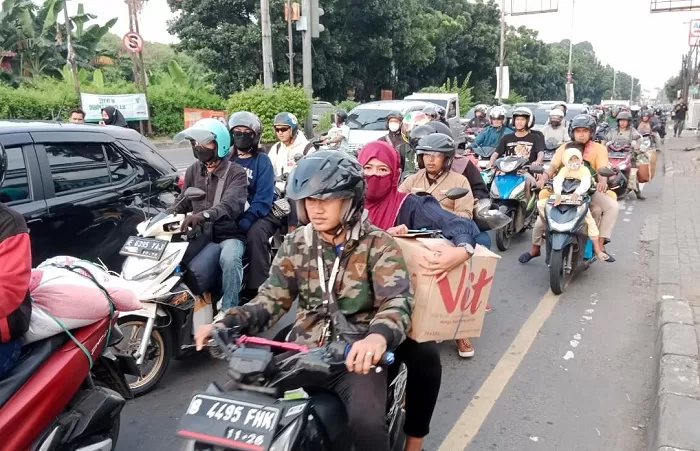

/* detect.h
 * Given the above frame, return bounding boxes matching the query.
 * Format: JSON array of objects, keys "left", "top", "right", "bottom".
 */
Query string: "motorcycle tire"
[
  {"left": 116, "top": 316, "right": 173, "bottom": 397},
  {"left": 549, "top": 248, "right": 567, "bottom": 295},
  {"left": 495, "top": 211, "right": 515, "bottom": 251}
]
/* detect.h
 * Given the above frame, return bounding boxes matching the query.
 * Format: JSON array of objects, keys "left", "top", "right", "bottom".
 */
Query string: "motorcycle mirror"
[
  {"left": 598, "top": 167, "right": 615, "bottom": 177},
  {"left": 530, "top": 165, "right": 545, "bottom": 174},
  {"left": 444, "top": 187, "right": 471, "bottom": 200},
  {"left": 293, "top": 153, "right": 304, "bottom": 162},
  {"left": 184, "top": 187, "right": 206, "bottom": 200}
]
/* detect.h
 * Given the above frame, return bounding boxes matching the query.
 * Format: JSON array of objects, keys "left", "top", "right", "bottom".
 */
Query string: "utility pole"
[
  {"left": 126, "top": 0, "right": 152, "bottom": 135},
  {"left": 299, "top": 0, "right": 324, "bottom": 136},
  {"left": 497, "top": 0, "right": 506, "bottom": 103},
  {"left": 630, "top": 77, "right": 635, "bottom": 103},
  {"left": 611, "top": 69, "right": 616, "bottom": 100},
  {"left": 286, "top": 0, "right": 294, "bottom": 84},
  {"left": 261, "top": 0, "right": 273, "bottom": 88},
  {"left": 63, "top": 0, "right": 80, "bottom": 100},
  {"left": 565, "top": 0, "right": 575, "bottom": 103}
]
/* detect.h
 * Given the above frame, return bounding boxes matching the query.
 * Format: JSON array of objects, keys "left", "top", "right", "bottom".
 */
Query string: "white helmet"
[
  {"left": 489, "top": 106, "right": 507, "bottom": 120},
  {"left": 548, "top": 109, "right": 565, "bottom": 119},
  {"left": 512, "top": 106, "right": 534, "bottom": 129},
  {"left": 630, "top": 105, "right": 641, "bottom": 112}
]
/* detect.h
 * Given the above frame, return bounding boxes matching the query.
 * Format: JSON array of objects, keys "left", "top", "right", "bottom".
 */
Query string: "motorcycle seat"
[{"left": 0, "top": 333, "right": 69, "bottom": 408}]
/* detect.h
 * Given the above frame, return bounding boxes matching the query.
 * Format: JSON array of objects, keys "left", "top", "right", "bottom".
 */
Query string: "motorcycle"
[
  {"left": 606, "top": 139, "right": 640, "bottom": 199},
  {"left": 461, "top": 127, "right": 483, "bottom": 146},
  {"left": 469, "top": 145, "right": 497, "bottom": 170},
  {"left": 489, "top": 156, "right": 539, "bottom": 251},
  {"left": 0, "top": 317, "right": 135, "bottom": 450},
  {"left": 178, "top": 327, "right": 407, "bottom": 451},
  {"left": 532, "top": 167, "right": 615, "bottom": 295},
  {"left": 594, "top": 123, "right": 610, "bottom": 143}
]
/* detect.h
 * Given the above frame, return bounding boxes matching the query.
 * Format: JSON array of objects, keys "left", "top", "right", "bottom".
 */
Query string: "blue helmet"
[
  {"left": 273, "top": 112, "right": 299, "bottom": 137},
  {"left": 174, "top": 118, "right": 231, "bottom": 158}
]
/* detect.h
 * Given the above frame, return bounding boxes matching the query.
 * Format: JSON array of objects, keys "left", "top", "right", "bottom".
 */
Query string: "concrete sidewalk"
[{"left": 649, "top": 136, "right": 700, "bottom": 451}]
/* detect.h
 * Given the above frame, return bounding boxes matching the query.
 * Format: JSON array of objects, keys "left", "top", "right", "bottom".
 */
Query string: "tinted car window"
[
  {"left": 447, "top": 101, "right": 457, "bottom": 118},
  {"left": 0, "top": 146, "right": 31, "bottom": 204},
  {"left": 533, "top": 108, "right": 550, "bottom": 125},
  {"left": 565, "top": 108, "right": 587, "bottom": 121},
  {"left": 347, "top": 109, "right": 392, "bottom": 130},
  {"left": 45, "top": 143, "right": 110, "bottom": 194},
  {"left": 105, "top": 144, "right": 137, "bottom": 183}
]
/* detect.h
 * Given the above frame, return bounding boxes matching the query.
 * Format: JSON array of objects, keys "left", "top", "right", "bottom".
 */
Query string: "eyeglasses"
[
  {"left": 274, "top": 127, "right": 291, "bottom": 133},
  {"left": 232, "top": 130, "right": 255, "bottom": 138}
]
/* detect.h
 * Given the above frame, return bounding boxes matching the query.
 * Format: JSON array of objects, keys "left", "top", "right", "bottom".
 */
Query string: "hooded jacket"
[{"left": 269, "top": 132, "right": 315, "bottom": 177}]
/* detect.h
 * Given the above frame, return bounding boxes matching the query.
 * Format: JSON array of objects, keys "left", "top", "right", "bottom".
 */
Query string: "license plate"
[
  {"left": 119, "top": 236, "right": 168, "bottom": 261},
  {"left": 177, "top": 394, "right": 281, "bottom": 451}
]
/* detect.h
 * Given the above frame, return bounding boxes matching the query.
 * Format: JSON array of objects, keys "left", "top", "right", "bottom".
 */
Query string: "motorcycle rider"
[
  {"left": 422, "top": 105, "right": 439, "bottom": 122},
  {"left": 381, "top": 110, "right": 411, "bottom": 171},
  {"left": 470, "top": 106, "right": 514, "bottom": 149},
  {"left": 603, "top": 111, "right": 641, "bottom": 148},
  {"left": 488, "top": 107, "right": 545, "bottom": 170},
  {"left": 269, "top": 112, "right": 315, "bottom": 178},
  {"left": 194, "top": 151, "right": 414, "bottom": 451},
  {"left": 321, "top": 109, "right": 350, "bottom": 152},
  {"left": 519, "top": 114, "right": 619, "bottom": 264},
  {"left": 542, "top": 109, "right": 570, "bottom": 144},
  {"left": 606, "top": 106, "right": 620, "bottom": 126},
  {"left": 400, "top": 133, "right": 475, "bottom": 219},
  {"left": 360, "top": 140, "right": 489, "bottom": 362},
  {"left": 436, "top": 105, "right": 449, "bottom": 126},
  {"left": 654, "top": 107, "right": 667, "bottom": 141},
  {"left": 467, "top": 105, "right": 490, "bottom": 129},
  {"left": 228, "top": 111, "right": 277, "bottom": 301},
  {"left": 629, "top": 105, "right": 642, "bottom": 129},
  {"left": 170, "top": 118, "right": 249, "bottom": 310},
  {"left": 401, "top": 111, "right": 431, "bottom": 175}
]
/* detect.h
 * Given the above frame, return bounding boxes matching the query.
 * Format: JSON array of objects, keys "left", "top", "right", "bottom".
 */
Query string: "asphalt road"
[
  {"left": 118, "top": 147, "right": 660, "bottom": 450},
  {"left": 158, "top": 146, "right": 195, "bottom": 171}
]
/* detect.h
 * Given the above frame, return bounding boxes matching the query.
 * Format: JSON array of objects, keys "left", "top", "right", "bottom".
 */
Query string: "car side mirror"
[
  {"left": 293, "top": 153, "right": 304, "bottom": 162},
  {"left": 184, "top": 187, "right": 206, "bottom": 201},
  {"left": 598, "top": 167, "right": 615, "bottom": 178},
  {"left": 444, "top": 187, "right": 471, "bottom": 200},
  {"left": 530, "top": 166, "right": 545, "bottom": 174}
]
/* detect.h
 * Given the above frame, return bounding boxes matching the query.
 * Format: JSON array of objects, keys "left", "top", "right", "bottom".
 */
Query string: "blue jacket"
[
  {"left": 472, "top": 125, "right": 514, "bottom": 149},
  {"left": 232, "top": 151, "right": 275, "bottom": 232}
]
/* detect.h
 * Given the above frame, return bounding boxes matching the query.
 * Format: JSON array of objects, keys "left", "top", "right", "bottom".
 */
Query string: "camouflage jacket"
[{"left": 223, "top": 215, "right": 414, "bottom": 350}]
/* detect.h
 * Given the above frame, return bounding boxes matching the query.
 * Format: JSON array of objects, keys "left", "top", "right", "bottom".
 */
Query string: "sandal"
[
  {"left": 518, "top": 251, "right": 540, "bottom": 264},
  {"left": 597, "top": 252, "right": 615, "bottom": 263}
]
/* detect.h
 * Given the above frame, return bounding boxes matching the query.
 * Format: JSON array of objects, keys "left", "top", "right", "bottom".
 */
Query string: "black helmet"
[
  {"left": 436, "top": 105, "right": 447, "bottom": 120},
  {"left": 422, "top": 105, "right": 439, "bottom": 121},
  {"left": 415, "top": 133, "right": 455, "bottom": 172},
  {"left": 616, "top": 111, "right": 632, "bottom": 122},
  {"left": 334, "top": 109, "right": 348, "bottom": 124},
  {"left": 385, "top": 110, "right": 404, "bottom": 129},
  {"left": 286, "top": 151, "right": 365, "bottom": 227},
  {"left": 273, "top": 112, "right": 299, "bottom": 137},
  {"left": 511, "top": 106, "right": 534, "bottom": 129},
  {"left": 409, "top": 121, "right": 453, "bottom": 148},
  {"left": 228, "top": 111, "right": 263, "bottom": 149},
  {"left": 568, "top": 114, "right": 596, "bottom": 140},
  {"left": 426, "top": 120, "right": 453, "bottom": 138},
  {"left": 654, "top": 107, "right": 663, "bottom": 116}
]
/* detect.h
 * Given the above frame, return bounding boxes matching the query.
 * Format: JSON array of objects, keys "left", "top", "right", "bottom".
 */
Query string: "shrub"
[
  {"left": 314, "top": 99, "right": 359, "bottom": 133},
  {"left": 420, "top": 74, "right": 475, "bottom": 112},
  {"left": 226, "top": 82, "right": 311, "bottom": 143},
  {"left": 0, "top": 79, "right": 78, "bottom": 120},
  {"left": 148, "top": 84, "right": 225, "bottom": 136}
]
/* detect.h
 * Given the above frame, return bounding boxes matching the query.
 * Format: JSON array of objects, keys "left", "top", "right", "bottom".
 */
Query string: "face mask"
[
  {"left": 568, "top": 161, "right": 582, "bottom": 170},
  {"left": 388, "top": 122, "right": 401, "bottom": 133},
  {"left": 233, "top": 134, "right": 255, "bottom": 151},
  {"left": 365, "top": 174, "right": 394, "bottom": 202},
  {"left": 194, "top": 145, "right": 216, "bottom": 163},
  {"left": 550, "top": 120, "right": 561, "bottom": 127}
]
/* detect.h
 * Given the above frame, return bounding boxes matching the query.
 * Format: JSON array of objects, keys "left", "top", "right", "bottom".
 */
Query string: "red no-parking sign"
[{"left": 123, "top": 31, "right": 144, "bottom": 54}]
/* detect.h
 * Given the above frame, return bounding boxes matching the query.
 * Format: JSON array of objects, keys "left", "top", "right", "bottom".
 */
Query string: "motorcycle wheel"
[
  {"left": 116, "top": 316, "right": 172, "bottom": 397},
  {"left": 549, "top": 247, "right": 567, "bottom": 295},
  {"left": 495, "top": 211, "right": 515, "bottom": 251}
]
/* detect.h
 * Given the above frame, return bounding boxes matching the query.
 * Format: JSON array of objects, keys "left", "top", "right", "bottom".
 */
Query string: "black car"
[{"left": 0, "top": 121, "right": 179, "bottom": 270}]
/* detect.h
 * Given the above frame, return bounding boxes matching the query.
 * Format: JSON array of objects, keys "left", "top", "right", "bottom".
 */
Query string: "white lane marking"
[
  {"left": 563, "top": 351, "right": 575, "bottom": 360},
  {"left": 437, "top": 290, "right": 561, "bottom": 451}
]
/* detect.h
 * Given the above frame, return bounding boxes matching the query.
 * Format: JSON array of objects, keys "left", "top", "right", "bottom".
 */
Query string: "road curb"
[{"left": 152, "top": 141, "right": 181, "bottom": 151}]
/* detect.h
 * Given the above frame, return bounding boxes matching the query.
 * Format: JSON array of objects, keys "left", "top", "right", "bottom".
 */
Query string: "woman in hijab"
[
  {"left": 358, "top": 141, "right": 489, "bottom": 451},
  {"left": 99, "top": 106, "right": 128, "bottom": 127}
]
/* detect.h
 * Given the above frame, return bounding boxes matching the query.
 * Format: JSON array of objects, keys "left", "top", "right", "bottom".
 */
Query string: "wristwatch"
[
  {"left": 457, "top": 242, "right": 475, "bottom": 254},
  {"left": 202, "top": 211, "right": 211, "bottom": 220}
]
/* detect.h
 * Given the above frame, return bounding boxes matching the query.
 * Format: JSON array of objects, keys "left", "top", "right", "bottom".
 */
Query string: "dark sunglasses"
[
  {"left": 232, "top": 130, "right": 255, "bottom": 138},
  {"left": 274, "top": 127, "right": 291, "bottom": 133}
]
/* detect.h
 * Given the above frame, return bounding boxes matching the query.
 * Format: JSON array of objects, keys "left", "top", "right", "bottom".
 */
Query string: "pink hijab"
[{"left": 358, "top": 141, "right": 408, "bottom": 230}]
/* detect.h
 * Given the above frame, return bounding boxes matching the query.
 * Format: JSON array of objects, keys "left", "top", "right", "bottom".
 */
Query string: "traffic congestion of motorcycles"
[{"left": 0, "top": 96, "right": 674, "bottom": 451}]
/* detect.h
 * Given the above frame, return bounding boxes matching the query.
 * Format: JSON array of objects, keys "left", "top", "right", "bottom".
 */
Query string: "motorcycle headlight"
[
  {"left": 546, "top": 203, "right": 587, "bottom": 232},
  {"left": 128, "top": 252, "right": 179, "bottom": 282},
  {"left": 269, "top": 419, "right": 301, "bottom": 451},
  {"left": 498, "top": 160, "right": 519, "bottom": 173}
]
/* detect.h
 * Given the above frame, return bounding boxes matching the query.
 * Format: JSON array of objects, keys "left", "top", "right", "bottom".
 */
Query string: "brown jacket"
[{"left": 399, "top": 169, "right": 474, "bottom": 218}]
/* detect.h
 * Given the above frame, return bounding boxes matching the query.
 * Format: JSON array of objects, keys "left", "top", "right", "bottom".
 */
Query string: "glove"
[{"left": 180, "top": 213, "right": 205, "bottom": 231}]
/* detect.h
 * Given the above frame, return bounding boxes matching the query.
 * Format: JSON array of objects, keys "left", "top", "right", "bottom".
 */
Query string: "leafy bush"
[
  {"left": 0, "top": 79, "right": 78, "bottom": 120},
  {"left": 148, "top": 84, "right": 225, "bottom": 136},
  {"left": 226, "top": 82, "right": 311, "bottom": 143},
  {"left": 420, "top": 74, "right": 474, "bottom": 112}
]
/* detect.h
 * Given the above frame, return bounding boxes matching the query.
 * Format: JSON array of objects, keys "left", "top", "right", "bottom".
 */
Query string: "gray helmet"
[
  {"left": 415, "top": 133, "right": 455, "bottom": 172},
  {"left": 616, "top": 111, "right": 633, "bottom": 122},
  {"left": 228, "top": 111, "right": 263, "bottom": 148}
]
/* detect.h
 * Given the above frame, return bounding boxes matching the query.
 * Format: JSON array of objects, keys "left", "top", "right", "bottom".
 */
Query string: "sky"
[{"left": 66, "top": 0, "right": 698, "bottom": 94}]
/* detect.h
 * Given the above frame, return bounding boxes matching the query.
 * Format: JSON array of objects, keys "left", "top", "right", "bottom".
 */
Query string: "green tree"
[{"left": 664, "top": 75, "right": 681, "bottom": 102}]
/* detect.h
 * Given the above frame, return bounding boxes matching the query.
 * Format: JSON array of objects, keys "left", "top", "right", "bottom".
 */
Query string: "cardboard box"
[{"left": 395, "top": 237, "right": 500, "bottom": 343}]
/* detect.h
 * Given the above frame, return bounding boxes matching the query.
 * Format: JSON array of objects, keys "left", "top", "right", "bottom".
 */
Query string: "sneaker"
[
  {"left": 486, "top": 304, "right": 492, "bottom": 312},
  {"left": 456, "top": 338, "right": 475, "bottom": 358}
]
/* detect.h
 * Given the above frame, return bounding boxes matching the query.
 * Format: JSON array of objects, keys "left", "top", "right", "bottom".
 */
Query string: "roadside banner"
[
  {"left": 80, "top": 93, "right": 149, "bottom": 122},
  {"left": 184, "top": 108, "right": 227, "bottom": 129}
]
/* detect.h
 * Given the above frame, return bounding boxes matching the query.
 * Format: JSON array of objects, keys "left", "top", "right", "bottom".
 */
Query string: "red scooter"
[
  {"left": 606, "top": 139, "right": 639, "bottom": 199},
  {"left": 0, "top": 316, "right": 136, "bottom": 450}
]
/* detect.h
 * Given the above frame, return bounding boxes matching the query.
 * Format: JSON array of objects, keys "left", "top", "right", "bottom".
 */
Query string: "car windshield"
[
  {"left": 347, "top": 109, "right": 392, "bottom": 130},
  {"left": 565, "top": 108, "right": 587, "bottom": 121},
  {"left": 406, "top": 98, "right": 447, "bottom": 108},
  {"left": 533, "top": 108, "right": 550, "bottom": 125}
]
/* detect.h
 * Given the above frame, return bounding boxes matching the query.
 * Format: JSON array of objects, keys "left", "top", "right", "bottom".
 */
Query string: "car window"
[
  {"left": 0, "top": 146, "right": 31, "bottom": 204},
  {"left": 45, "top": 143, "right": 110, "bottom": 195},
  {"left": 406, "top": 98, "right": 448, "bottom": 108},
  {"left": 533, "top": 108, "right": 550, "bottom": 125},
  {"left": 347, "top": 109, "right": 392, "bottom": 130},
  {"left": 447, "top": 101, "right": 457, "bottom": 119},
  {"left": 105, "top": 144, "right": 137, "bottom": 183},
  {"left": 565, "top": 108, "right": 586, "bottom": 121}
]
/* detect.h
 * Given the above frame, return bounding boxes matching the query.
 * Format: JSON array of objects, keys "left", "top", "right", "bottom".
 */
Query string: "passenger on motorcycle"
[
  {"left": 228, "top": 111, "right": 277, "bottom": 301},
  {"left": 170, "top": 118, "right": 249, "bottom": 310},
  {"left": 321, "top": 109, "right": 350, "bottom": 152},
  {"left": 467, "top": 105, "right": 490, "bottom": 129},
  {"left": 0, "top": 187, "right": 32, "bottom": 377},
  {"left": 545, "top": 145, "right": 612, "bottom": 262},
  {"left": 519, "top": 114, "right": 619, "bottom": 264},
  {"left": 400, "top": 133, "right": 475, "bottom": 219},
  {"left": 401, "top": 111, "right": 431, "bottom": 174},
  {"left": 381, "top": 110, "right": 411, "bottom": 171},
  {"left": 470, "top": 106, "right": 514, "bottom": 149},
  {"left": 542, "top": 109, "right": 571, "bottom": 144},
  {"left": 359, "top": 141, "right": 489, "bottom": 361},
  {"left": 488, "top": 107, "right": 545, "bottom": 171},
  {"left": 422, "top": 105, "right": 439, "bottom": 122},
  {"left": 194, "top": 151, "right": 414, "bottom": 451},
  {"left": 630, "top": 105, "right": 642, "bottom": 129}
]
